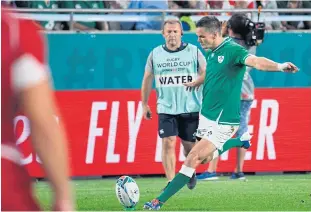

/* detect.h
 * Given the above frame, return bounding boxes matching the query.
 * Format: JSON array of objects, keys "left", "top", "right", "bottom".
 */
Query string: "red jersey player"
[{"left": 1, "top": 8, "right": 74, "bottom": 211}]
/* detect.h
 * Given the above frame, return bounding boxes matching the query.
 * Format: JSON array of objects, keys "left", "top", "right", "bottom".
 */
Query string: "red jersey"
[
  {"left": 1, "top": 8, "right": 48, "bottom": 211},
  {"left": 1, "top": 8, "right": 48, "bottom": 148}
]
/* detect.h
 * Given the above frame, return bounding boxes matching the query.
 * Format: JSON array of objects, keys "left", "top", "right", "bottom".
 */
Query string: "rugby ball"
[{"left": 115, "top": 176, "right": 140, "bottom": 208}]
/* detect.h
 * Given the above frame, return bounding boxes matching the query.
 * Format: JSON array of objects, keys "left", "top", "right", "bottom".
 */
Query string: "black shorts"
[{"left": 158, "top": 112, "right": 199, "bottom": 142}]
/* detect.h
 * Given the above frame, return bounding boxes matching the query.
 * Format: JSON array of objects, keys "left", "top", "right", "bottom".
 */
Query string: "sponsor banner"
[{"left": 15, "top": 88, "right": 311, "bottom": 177}]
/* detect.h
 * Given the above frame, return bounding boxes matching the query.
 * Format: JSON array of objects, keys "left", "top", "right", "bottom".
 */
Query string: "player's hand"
[
  {"left": 53, "top": 196, "right": 75, "bottom": 211},
  {"left": 143, "top": 105, "right": 152, "bottom": 120},
  {"left": 279, "top": 62, "right": 299, "bottom": 73},
  {"left": 183, "top": 81, "right": 201, "bottom": 91},
  {"left": 52, "top": 184, "right": 75, "bottom": 211}
]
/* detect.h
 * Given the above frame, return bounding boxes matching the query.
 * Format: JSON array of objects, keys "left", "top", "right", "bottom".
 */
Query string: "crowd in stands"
[{"left": 3, "top": 0, "right": 311, "bottom": 31}]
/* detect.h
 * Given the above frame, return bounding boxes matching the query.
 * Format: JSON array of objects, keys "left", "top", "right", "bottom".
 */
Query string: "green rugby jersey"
[{"left": 201, "top": 37, "right": 250, "bottom": 125}]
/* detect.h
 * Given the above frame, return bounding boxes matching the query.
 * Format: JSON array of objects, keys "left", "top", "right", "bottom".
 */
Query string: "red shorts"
[{"left": 1, "top": 158, "right": 41, "bottom": 211}]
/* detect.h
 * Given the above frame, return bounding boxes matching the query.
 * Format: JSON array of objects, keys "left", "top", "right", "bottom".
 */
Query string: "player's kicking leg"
[{"left": 143, "top": 116, "right": 251, "bottom": 210}]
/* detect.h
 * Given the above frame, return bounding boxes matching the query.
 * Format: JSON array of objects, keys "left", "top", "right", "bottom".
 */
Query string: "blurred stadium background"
[{"left": 4, "top": 0, "right": 311, "bottom": 211}]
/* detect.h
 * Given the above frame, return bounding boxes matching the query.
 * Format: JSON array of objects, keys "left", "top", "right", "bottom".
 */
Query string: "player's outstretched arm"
[{"left": 245, "top": 55, "right": 299, "bottom": 73}]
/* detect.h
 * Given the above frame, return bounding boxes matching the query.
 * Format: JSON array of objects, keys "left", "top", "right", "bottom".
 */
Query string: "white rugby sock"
[{"left": 179, "top": 165, "right": 195, "bottom": 178}]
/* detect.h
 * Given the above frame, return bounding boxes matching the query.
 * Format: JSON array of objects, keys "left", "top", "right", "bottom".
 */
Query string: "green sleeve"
[{"left": 233, "top": 45, "right": 251, "bottom": 65}]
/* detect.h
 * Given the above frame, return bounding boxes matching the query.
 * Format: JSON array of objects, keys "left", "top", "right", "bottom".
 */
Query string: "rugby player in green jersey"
[{"left": 143, "top": 16, "right": 298, "bottom": 210}]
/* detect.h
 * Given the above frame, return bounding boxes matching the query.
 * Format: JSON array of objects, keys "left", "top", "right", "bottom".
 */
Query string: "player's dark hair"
[{"left": 196, "top": 16, "right": 221, "bottom": 34}]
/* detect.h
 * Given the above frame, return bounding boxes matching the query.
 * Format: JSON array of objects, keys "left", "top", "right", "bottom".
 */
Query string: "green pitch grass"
[{"left": 36, "top": 174, "right": 311, "bottom": 211}]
